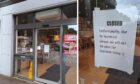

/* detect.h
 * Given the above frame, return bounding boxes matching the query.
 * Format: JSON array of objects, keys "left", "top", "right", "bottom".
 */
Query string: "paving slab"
[{"left": 0, "top": 75, "right": 37, "bottom": 84}]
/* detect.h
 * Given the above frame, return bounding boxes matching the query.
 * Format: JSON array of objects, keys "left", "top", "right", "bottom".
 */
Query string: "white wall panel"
[{"left": 0, "top": 14, "right": 14, "bottom": 76}]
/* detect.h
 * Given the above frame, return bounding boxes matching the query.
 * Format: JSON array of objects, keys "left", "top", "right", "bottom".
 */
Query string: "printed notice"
[
  {"left": 44, "top": 45, "right": 49, "bottom": 53},
  {"left": 93, "top": 7, "right": 138, "bottom": 74}
]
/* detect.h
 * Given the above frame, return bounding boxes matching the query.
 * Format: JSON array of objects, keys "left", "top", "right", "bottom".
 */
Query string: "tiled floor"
[
  {"left": 79, "top": 45, "right": 140, "bottom": 84},
  {"left": 0, "top": 75, "right": 36, "bottom": 84},
  {"left": 79, "top": 47, "right": 109, "bottom": 84}
]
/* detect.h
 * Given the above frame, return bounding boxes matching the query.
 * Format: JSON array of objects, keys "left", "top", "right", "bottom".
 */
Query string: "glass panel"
[
  {"left": 79, "top": 0, "right": 140, "bottom": 84},
  {"left": 35, "top": 3, "right": 77, "bottom": 22},
  {"left": 36, "top": 28, "right": 61, "bottom": 82},
  {"left": 15, "top": 13, "right": 34, "bottom": 25},
  {"left": 16, "top": 29, "right": 33, "bottom": 55},
  {"left": 63, "top": 25, "right": 77, "bottom": 84},
  {"left": 35, "top": 8, "right": 61, "bottom": 22},
  {"left": 15, "top": 57, "right": 32, "bottom": 79}
]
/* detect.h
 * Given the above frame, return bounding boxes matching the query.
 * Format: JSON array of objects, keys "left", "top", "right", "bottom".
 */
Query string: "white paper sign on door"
[
  {"left": 44, "top": 45, "right": 50, "bottom": 53},
  {"left": 93, "top": 7, "right": 138, "bottom": 74}
]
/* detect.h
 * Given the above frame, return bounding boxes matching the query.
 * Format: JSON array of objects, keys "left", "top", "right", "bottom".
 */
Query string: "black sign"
[
  {"left": 107, "top": 21, "right": 123, "bottom": 26},
  {"left": 0, "top": 0, "right": 26, "bottom": 7}
]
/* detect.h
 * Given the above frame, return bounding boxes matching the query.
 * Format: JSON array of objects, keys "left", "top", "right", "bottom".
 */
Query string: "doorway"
[
  {"left": 13, "top": 3, "right": 77, "bottom": 83},
  {"left": 13, "top": 20, "right": 77, "bottom": 84},
  {"left": 34, "top": 25, "right": 78, "bottom": 84},
  {"left": 35, "top": 28, "right": 61, "bottom": 84}
]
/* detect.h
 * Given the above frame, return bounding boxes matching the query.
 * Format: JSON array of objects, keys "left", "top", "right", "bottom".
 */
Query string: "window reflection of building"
[
  {"left": 79, "top": 0, "right": 140, "bottom": 84},
  {"left": 17, "top": 30, "right": 33, "bottom": 54},
  {"left": 15, "top": 3, "right": 77, "bottom": 25},
  {"left": 63, "top": 25, "right": 77, "bottom": 66}
]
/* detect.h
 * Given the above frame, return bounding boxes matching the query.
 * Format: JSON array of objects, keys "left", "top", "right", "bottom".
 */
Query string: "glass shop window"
[
  {"left": 16, "top": 29, "right": 33, "bottom": 55},
  {"left": 61, "top": 3, "right": 77, "bottom": 19},
  {"left": 35, "top": 3, "right": 77, "bottom": 22},
  {"left": 15, "top": 13, "right": 34, "bottom": 25}
]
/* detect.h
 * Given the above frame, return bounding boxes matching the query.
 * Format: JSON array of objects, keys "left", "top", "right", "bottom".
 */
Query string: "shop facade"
[{"left": 0, "top": 0, "right": 77, "bottom": 84}]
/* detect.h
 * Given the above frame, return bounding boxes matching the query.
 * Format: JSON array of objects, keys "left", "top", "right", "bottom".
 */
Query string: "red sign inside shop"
[
  {"left": 64, "top": 34, "right": 77, "bottom": 42},
  {"left": 63, "top": 34, "right": 77, "bottom": 55}
]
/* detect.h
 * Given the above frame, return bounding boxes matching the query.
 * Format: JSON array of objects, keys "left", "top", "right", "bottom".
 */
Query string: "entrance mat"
[
  {"left": 106, "top": 68, "right": 139, "bottom": 80},
  {"left": 106, "top": 56, "right": 140, "bottom": 80},
  {"left": 47, "top": 64, "right": 70, "bottom": 73},
  {"left": 40, "top": 64, "right": 69, "bottom": 82},
  {"left": 105, "top": 75, "right": 137, "bottom": 84}
]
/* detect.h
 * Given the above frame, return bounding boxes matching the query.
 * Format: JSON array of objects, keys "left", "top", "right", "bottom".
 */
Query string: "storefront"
[{"left": 0, "top": 0, "right": 77, "bottom": 84}]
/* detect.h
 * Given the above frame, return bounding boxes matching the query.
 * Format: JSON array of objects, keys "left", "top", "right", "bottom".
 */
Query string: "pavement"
[{"left": 0, "top": 75, "right": 37, "bottom": 84}]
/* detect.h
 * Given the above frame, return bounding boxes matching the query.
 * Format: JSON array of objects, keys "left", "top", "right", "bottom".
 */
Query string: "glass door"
[
  {"left": 14, "top": 29, "right": 34, "bottom": 80},
  {"left": 63, "top": 25, "right": 78, "bottom": 84},
  {"left": 35, "top": 27, "right": 61, "bottom": 84}
]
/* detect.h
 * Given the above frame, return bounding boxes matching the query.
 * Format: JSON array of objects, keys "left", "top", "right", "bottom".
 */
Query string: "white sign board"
[
  {"left": 93, "top": 7, "right": 138, "bottom": 74},
  {"left": 44, "top": 45, "right": 50, "bottom": 53}
]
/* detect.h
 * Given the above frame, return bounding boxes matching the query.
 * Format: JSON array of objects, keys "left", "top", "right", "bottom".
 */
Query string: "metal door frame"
[
  {"left": 35, "top": 27, "right": 61, "bottom": 84},
  {"left": 13, "top": 18, "right": 77, "bottom": 84}
]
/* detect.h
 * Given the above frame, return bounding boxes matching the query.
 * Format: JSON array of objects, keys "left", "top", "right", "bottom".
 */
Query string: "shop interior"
[
  {"left": 79, "top": 0, "right": 140, "bottom": 84},
  {"left": 15, "top": 27, "right": 77, "bottom": 84}
]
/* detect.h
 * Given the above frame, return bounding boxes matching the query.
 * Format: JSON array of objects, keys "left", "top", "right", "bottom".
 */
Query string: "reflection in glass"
[
  {"left": 15, "top": 13, "right": 34, "bottom": 25},
  {"left": 35, "top": 8, "right": 61, "bottom": 22},
  {"left": 79, "top": 0, "right": 140, "bottom": 84},
  {"left": 36, "top": 28, "right": 61, "bottom": 82},
  {"left": 63, "top": 25, "right": 77, "bottom": 84},
  {"left": 15, "top": 58, "right": 31, "bottom": 79},
  {"left": 35, "top": 3, "right": 77, "bottom": 22},
  {"left": 16, "top": 29, "right": 33, "bottom": 55}
]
